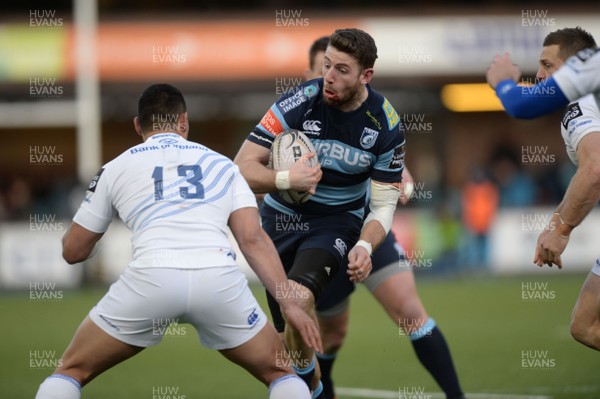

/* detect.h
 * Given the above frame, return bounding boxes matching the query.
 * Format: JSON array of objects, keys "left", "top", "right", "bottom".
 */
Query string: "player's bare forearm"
[
  {"left": 229, "top": 208, "right": 286, "bottom": 294},
  {"left": 62, "top": 223, "right": 103, "bottom": 264},
  {"left": 346, "top": 219, "right": 385, "bottom": 282},
  {"left": 556, "top": 164, "right": 600, "bottom": 234},
  {"left": 234, "top": 140, "right": 278, "bottom": 194},
  {"left": 359, "top": 219, "right": 387, "bottom": 252},
  {"left": 535, "top": 138, "right": 600, "bottom": 268},
  {"left": 235, "top": 139, "right": 322, "bottom": 194},
  {"left": 244, "top": 231, "right": 289, "bottom": 296},
  {"left": 229, "top": 207, "right": 304, "bottom": 305},
  {"left": 229, "top": 207, "right": 323, "bottom": 352},
  {"left": 555, "top": 134, "right": 600, "bottom": 234}
]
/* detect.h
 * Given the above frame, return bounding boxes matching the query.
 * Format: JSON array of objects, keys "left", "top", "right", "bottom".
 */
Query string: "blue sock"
[
  {"left": 312, "top": 380, "right": 325, "bottom": 399},
  {"left": 316, "top": 352, "right": 336, "bottom": 399},
  {"left": 293, "top": 356, "right": 316, "bottom": 389},
  {"left": 409, "top": 318, "right": 465, "bottom": 399}
]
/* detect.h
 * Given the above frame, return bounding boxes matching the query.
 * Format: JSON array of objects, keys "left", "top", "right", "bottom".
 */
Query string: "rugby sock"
[
  {"left": 293, "top": 356, "right": 316, "bottom": 389},
  {"left": 316, "top": 352, "right": 336, "bottom": 399},
  {"left": 409, "top": 319, "right": 465, "bottom": 399},
  {"left": 269, "top": 374, "right": 311, "bottom": 399},
  {"left": 35, "top": 374, "right": 82, "bottom": 399},
  {"left": 312, "top": 380, "right": 325, "bottom": 399}
]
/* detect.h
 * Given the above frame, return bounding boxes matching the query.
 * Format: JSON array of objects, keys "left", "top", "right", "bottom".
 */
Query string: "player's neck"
[
  {"left": 142, "top": 131, "right": 186, "bottom": 141},
  {"left": 336, "top": 85, "right": 368, "bottom": 113}
]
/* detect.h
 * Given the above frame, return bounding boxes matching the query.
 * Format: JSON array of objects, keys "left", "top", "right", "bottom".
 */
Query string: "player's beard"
[{"left": 323, "top": 80, "right": 365, "bottom": 111}]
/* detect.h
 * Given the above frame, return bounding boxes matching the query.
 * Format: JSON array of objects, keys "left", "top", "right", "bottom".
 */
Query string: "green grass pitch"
[{"left": 1, "top": 272, "right": 598, "bottom": 398}]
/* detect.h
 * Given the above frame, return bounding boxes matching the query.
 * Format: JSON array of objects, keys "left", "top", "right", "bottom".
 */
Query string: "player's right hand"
[
  {"left": 533, "top": 224, "right": 570, "bottom": 269},
  {"left": 279, "top": 284, "right": 323, "bottom": 353},
  {"left": 289, "top": 153, "right": 322, "bottom": 194},
  {"left": 486, "top": 52, "right": 521, "bottom": 89},
  {"left": 347, "top": 245, "right": 373, "bottom": 283}
]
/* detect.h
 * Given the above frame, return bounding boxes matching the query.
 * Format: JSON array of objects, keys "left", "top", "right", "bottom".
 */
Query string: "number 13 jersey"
[{"left": 73, "top": 133, "right": 256, "bottom": 269}]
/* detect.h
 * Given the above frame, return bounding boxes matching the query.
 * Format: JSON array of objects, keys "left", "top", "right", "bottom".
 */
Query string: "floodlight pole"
[{"left": 74, "top": 0, "right": 101, "bottom": 184}]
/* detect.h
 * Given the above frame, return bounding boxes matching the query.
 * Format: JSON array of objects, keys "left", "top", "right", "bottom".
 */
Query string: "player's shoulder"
[
  {"left": 552, "top": 48, "right": 600, "bottom": 86},
  {"left": 565, "top": 47, "right": 600, "bottom": 70},
  {"left": 275, "top": 79, "right": 322, "bottom": 114},
  {"left": 366, "top": 86, "right": 401, "bottom": 133},
  {"left": 575, "top": 94, "right": 600, "bottom": 115},
  {"left": 562, "top": 94, "right": 600, "bottom": 129},
  {"left": 562, "top": 95, "right": 600, "bottom": 143}
]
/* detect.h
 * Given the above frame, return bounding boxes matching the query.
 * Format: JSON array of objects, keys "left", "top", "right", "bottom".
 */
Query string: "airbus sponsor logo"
[{"left": 313, "top": 141, "right": 371, "bottom": 167}]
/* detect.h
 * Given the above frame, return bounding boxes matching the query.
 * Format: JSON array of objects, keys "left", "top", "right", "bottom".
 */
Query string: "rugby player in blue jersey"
[
  {"left": 235, "top": 28, "right": 404, "bottom": 398},
  {"left": 303, "top": 36, "right": 465, "bottom": 399},
  {"left": 487, "top": 28, "right": 600, "bottom": 351}
]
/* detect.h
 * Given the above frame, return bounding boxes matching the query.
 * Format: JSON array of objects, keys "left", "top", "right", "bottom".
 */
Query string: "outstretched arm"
[
  {"left": 347, "top": 180, "right": 401, "bottom": 282},
  {"left": 487, "top": 53, "right": 569, "bottom": 119},
  {"left": 229, "top": 206, "right": 323, "bottom": 353},
  {"left": 234, "top": 139, "right": 321, "bottom": 194},
  {"left": 535, "top": 133, "right": 600, "bottom": 268},
  {"left": 494, "top": 78, "right": 569, "bottom": 119}
]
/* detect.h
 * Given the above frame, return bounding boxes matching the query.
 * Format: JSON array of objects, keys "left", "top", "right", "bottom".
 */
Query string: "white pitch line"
[{"left": 336, "top": 387, "right": 552, "bottom": 399}]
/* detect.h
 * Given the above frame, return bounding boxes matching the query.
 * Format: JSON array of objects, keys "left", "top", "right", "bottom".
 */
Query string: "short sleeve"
[
  {"left": 230, "top": 169, "right": 258, "bottom": 211},
  {"left": 554, "top": 48, "right": 600, "bottom": 102},
  {"left": 563, "top": 97, "right": 600, "bottom": 163},
  {"left": 73, "top": 167, "right": 115, "bottom": 233}
]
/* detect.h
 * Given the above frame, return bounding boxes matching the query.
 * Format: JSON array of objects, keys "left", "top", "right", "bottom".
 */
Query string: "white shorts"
[
  {"left": 592, "top": 258, "right": 600, "bottom": 277},
  {"left": 89, "top": 265, "right": 267, "bottom": 350}
]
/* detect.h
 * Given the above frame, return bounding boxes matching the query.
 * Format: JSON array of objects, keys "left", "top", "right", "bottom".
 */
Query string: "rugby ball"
[{"left": 269, "top": 129, "right": 318, "bottom": 204}]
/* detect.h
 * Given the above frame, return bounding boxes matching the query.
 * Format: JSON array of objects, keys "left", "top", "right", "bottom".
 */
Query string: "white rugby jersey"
[
  {"left": 554, "top": 48, "right": 600, "bottom": 102},
  {"left": 73, "top": 133, "right": 257, "bottom": 269},
  {"left": 560, "top": 95, "right": 600, "bottom": 166}
]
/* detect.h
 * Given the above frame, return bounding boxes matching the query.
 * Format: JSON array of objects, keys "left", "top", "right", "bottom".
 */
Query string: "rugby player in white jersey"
[
  {"left": 488, "top": 28, "right": 600, "bottom": 351},
  {"left": 487, "top": 43, "right": 600, "bottom": 118},
  {"left": 34, "top": 83, "right": 322, "bottom": 399}
]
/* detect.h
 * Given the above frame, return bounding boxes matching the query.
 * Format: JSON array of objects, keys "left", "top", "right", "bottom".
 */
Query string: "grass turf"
[{"left": 1, "top": 272, "right": 598, "bottom": 398}]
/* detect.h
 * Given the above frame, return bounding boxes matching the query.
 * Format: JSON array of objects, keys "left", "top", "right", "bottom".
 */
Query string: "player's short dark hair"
[
  {"left": 329, "top": 28, "right": 378, "bottom": 69},
  {"left": 138, "top": 83, "right": 187, "bottom": 132},
  {"left": 309, "top": 36, "right": 330, "bottom": 70},
  {"left": 543, "top": 27, "right": 597, "bottom": 60}
]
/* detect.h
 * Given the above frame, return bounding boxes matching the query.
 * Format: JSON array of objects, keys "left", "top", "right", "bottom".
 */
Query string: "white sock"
[
  {"left": 269, "top": 374, "right": 311, "bottom": 399},
  {"left": 35, "top": 374, "right": 81, "bottom": 399}
]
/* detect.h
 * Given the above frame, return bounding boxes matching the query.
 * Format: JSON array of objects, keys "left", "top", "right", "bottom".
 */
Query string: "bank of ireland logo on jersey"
[
  {"left": 360, "top": 127, "right": 379, "bottom": 149},
  {"left": 333, "top": 238, "right": 347, "bottom": 257}
]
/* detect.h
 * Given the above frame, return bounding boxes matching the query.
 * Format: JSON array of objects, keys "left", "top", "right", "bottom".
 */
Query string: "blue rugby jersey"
[{"left": 247, "top": 78, "right": 405, "bottom": 218}]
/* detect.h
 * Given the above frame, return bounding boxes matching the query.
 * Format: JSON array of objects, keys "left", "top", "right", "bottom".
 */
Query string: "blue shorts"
[
  {"left": 260, "top": 205, "right": 362, "bottom": 278},
  {"left": 316, "top": 230, "right": 407, "bottom": 316},
  {"left": 261, "top": 205, "right": 363, "bottom": 331}
]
